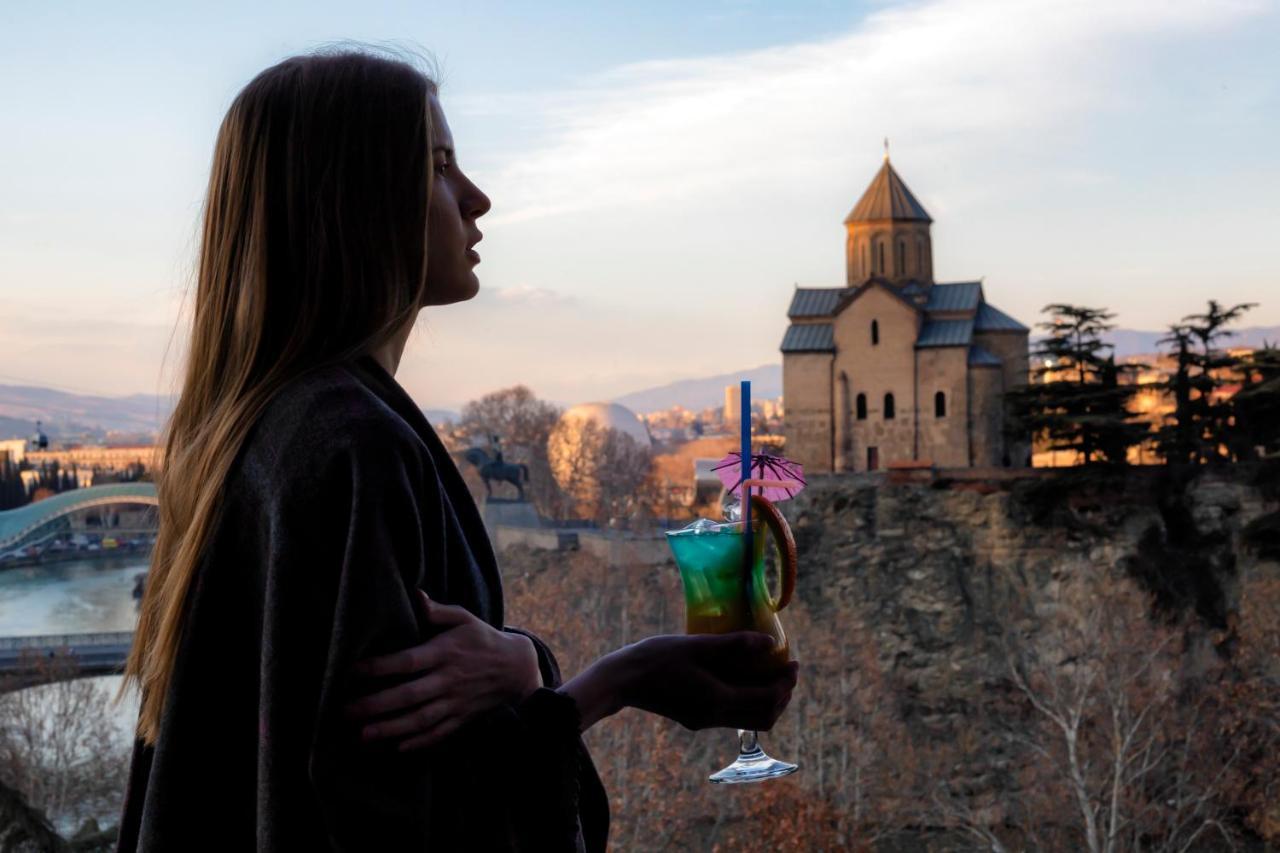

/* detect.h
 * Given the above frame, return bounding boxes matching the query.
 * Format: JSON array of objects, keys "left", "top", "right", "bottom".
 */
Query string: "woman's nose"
[{"left": 465, "top": 179, "right": 491, "bottom": 219}]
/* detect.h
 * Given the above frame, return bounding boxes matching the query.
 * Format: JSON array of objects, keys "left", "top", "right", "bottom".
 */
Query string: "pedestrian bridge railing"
[
  {"left": 0, "top": 631, "right": 135, "bottom": 653},
  {"left": 0, "top": 631, "right": 135, "bottom": 690}
]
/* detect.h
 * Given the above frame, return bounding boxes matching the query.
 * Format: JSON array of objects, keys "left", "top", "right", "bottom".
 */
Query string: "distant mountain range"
[
  {"left": 0, "top": 384, "right": 175, "bottom": 442},
  {"left": 613, "top": 364, "right": 782, "bottom": 414},
  {"left": 423, "top": 409, "right": 460, "bottom": 425},
  {"left": 0, "top": 381, "right": 463, "bottom": 444},
  {"left": 4, "top": 324, "right": 1276, "bottom": 439},
  {"left": 1106, "top": 325, "right": 1279, "bottom": 358},
  {"left": 610, "top": 326, "right": 1280, "bottom": 414}
]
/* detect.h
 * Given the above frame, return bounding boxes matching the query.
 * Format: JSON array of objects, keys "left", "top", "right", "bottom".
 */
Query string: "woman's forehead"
[{"left": 428, "top": 95, "right": 454, "bottom": 151}]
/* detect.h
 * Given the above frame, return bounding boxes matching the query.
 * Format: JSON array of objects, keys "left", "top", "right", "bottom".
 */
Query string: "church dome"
[
  {"left": 547, "top": 403, "right": 653, "bottom": 507},
  {"left": 554, "top": 403, "right": 652, "bottom": 449},
  {"left": 844, "top": 159, "right": 932, "bottom": 224}
]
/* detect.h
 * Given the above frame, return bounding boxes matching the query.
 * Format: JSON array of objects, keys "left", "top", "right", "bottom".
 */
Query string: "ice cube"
[{"left": 682, "top": 518, "right": 720, "bottom": 534}]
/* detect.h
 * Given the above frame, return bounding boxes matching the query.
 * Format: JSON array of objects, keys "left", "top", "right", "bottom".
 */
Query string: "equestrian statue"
[{"left": 463, "top": 435, "right": 529, "bottom": 501}]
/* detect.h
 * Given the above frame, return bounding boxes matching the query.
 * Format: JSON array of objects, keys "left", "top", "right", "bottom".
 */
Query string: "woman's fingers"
[
  {"left": 353, "top": 593, "right": 474, "bottom": 677},
  {"left": 353, "top": 641, "right": 446, "bottom": 678},
  {"left": 724, "top": 678, "right": 796, "bottom": 731},
  {"left": 693, "top": 631, "right": 777, "bottom": 662},
  {"left": 359, "top": 698, "right": 453, "bottom": 742},
  {"left": 417, "top": 589, "right": 472, "bottom": 628},
  {"left": 396, "top": 715, "right": 466, "bottom": 752},
  {"left": 345, "top": 670, "right": 449, "bottom": 720}
]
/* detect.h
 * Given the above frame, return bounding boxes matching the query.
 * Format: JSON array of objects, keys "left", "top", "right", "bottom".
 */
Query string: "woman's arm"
[
  {"left": 344, "top": 591, "right": 543, "bottom": 751},
  {"left": 264, "top": 410, "right": 593, "bottom": 849},
  {"left": 348, "top": 625, "right": 799, "bottom": 744},
  {"left": 564, "top": 633, "right": 798, "bottom": 733}
]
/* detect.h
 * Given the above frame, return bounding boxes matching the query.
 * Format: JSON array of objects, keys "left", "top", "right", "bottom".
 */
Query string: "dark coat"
[{"left": 116, "top": 354, "right": 609, "bottom": 851}]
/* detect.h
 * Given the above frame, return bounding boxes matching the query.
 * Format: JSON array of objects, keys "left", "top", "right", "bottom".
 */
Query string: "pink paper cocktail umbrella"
[{"left": 711, "top": 451, "right": 807, "bottom": 503}]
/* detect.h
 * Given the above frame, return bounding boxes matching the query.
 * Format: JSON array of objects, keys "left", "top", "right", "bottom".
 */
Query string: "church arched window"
[
  {"left": 871, "top": 319, "right": 880, "bottom": 346},
  {"left": 856, "top": 393, "right": 867, "bottom": 421},
  {"left": 884, "top": 393, "right": 895, "bottom": 420},
  {"left": 877, "top": 242, "right": 885, "bottom": 274},
  {"left": 896, "top": 240, "right": 906, "bottom": 275},
  {"left": 917, "top": 239, "right": 926, "bottom": 274},
  {"left": 935, "top": 391, "right": 946, "bottom": 418},
  {"left": 861, "top": 242, "right": 867, "bottom": 276}
]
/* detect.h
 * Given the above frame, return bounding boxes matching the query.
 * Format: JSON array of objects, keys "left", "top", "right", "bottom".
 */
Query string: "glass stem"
[{"left": 738, "top": 729, "right": 762, "bottom": 757}]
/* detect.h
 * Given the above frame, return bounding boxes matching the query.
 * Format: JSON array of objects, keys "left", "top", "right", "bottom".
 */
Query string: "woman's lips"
[{"left": 466, "top": 248, "right": 481, "bottom": 263}]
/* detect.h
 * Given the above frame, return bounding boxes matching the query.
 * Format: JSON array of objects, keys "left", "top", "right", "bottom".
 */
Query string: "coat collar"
[{"left": 342, "top": 353, "right": 505, "bottom": 626}]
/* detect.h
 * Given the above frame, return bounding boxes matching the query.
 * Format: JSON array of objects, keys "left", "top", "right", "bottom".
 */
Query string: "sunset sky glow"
[{"left": 2, "top": 0, "right": 1277, "bottom": 409}]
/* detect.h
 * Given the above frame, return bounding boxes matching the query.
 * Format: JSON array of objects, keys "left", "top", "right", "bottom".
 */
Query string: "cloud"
[
  {"left": 465, "top": 0, "right": 1265, "bottom": 226},
  {"left": 484, "top": 284, "right": 578, "bottom": 306}
]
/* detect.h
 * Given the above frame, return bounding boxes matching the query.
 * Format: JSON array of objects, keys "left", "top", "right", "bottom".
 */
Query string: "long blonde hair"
[{"left": 124, "top": 50, "right": 436, "bottom": 744}]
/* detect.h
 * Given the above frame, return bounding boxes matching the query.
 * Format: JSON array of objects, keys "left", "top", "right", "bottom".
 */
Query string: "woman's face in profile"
[{"left": 424, "top": 94, "right": 491, "bottom": 306}]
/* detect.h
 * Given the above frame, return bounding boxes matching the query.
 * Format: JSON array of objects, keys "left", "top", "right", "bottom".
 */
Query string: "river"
[
  {"left": 0, "top": 555, "right": 145, "bottom": 834},
  {"left": 0, "top": 554, "right": 145, "bottom": 637}
]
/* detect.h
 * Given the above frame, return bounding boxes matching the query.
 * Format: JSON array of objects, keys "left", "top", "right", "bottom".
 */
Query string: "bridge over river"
[
  {"left": 0, "top": 482, "right": 157, "bottom": 552},
  {"left": 0, "top": 631, "right": 134, "bottom": 692}
]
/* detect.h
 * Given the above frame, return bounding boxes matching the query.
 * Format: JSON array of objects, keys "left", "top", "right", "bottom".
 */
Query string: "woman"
[{"left": 117, "top": 48, "right": 796, "bottom": 852}]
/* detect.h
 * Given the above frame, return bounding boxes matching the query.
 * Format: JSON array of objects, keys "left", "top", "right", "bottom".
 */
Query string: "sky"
[{"left": 1, "top": 0, "right": 1278, "bottom": 410}]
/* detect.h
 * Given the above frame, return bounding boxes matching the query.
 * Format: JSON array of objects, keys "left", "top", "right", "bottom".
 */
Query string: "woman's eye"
[{"left": 435, "top": 159, "right": 450, "bottom": 174}]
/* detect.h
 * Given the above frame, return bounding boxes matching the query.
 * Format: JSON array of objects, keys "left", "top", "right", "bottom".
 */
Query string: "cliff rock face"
[{"left": 785, "top": 468, "right": 1278, "bottom": 734}]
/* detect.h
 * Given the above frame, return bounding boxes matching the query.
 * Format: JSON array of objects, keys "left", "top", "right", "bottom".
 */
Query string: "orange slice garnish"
[{"left": 749, "top": 494, "right": 797, "bottom": 612}]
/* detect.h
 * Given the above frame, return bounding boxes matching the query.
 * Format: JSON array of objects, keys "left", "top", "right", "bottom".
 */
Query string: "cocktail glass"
[{"left": 666, "top": 483, "right": 799, "bottom": 784}]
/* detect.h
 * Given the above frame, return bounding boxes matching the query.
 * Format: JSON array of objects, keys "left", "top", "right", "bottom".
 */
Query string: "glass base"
[{"left": 708, "top": 730, "right": 799, "bottom": 784}]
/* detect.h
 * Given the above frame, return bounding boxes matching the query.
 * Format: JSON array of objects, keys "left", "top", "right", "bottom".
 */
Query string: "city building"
[
  {"left": 24, "top": 444, "right": 162, "bottom": 477},
  {"left": 781, "top": 154, "right": 1030, "bottom": 472},
  {"left": 0, "top": 438, "right": 27, "bottom": 466},
  {"left": 723, "top": 384, "right": 741, "bottom": 427}
]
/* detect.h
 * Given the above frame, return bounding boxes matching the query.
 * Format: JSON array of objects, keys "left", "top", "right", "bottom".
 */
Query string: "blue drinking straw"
[{"left": 741, "top": 379, "right": 752, "bottom": 574}]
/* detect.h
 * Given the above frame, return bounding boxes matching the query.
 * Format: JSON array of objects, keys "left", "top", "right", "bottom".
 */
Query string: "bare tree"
[
  {"left": 0, "top": 655, "right": 131, "bottom": 840},
  {"left": 455, "top": 386, "right": 565, "bottom": 516},
  {"left": 960, "top": 569, "right": 1240, "bottom": 852},
  {"left": 546, "top": 419, "right": 652, "bottom": 524},
  {"left": 0, "top": 778, "right": 70, "bottom": 852}
]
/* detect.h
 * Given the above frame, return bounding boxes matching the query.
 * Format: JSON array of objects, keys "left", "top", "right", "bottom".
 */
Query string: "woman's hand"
[
  {"left": 344, "top": 590, "right": 542, "bottom": 751},
  {"left": 560, "top": 633, "right": 799, "bottom": 733}
]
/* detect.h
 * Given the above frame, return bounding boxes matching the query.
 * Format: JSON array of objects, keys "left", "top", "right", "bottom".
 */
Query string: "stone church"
[{"left": 781, "top": 155, "right": 1030, "bottom": 473}]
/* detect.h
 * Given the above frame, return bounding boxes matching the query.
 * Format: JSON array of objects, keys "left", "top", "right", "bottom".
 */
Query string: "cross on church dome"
[{"left": 844, "top": 158, "right": 932, "bottom": 225}]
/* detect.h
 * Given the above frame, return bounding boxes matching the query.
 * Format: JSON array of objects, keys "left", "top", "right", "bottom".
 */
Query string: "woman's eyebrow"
[{"left": 433, "top": 145, "right": 454, "bottom": 157}]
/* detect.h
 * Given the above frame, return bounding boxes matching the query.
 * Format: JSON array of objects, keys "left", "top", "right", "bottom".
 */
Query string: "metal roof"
[
  {"left": 844, "top": 160, "right": 932, "bottom": 224},
  {"left": 780, "top": 323, "right": 835, "bottom": 353},
  {"left": 925, "top": 282, "right": 982, "bottom": 313},
  {"left": 788, "top": 288, "right": 845, "bottom": 318},
  {"left": 968, "top": 344, "right": 1003, "bottom": 367},
  {"left": 916, "top": 318, "right": 974, "bottom": 348},
  {"left": 0, "top": 482, "right": 157, "bottom": 550},
  {"left": 901, "top": 281, "right": 929, "bottom": 300},
  {"left": 974, "top": 301, "right": 1029, "bottom": 332}
]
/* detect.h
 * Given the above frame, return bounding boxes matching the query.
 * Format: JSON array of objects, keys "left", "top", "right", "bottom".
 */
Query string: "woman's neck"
[{"left": 368, "top": 313, "right": 417, "bottom": 377}]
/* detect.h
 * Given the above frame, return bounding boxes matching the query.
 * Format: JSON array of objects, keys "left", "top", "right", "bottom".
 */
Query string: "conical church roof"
[{"left": 844, "top": 159, "right": 932, "bottom": 224}]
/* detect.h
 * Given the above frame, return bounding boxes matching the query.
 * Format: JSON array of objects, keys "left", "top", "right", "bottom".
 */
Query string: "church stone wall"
[
  {"left": 974, "top": 330, "right": 1031, "bottom": 466},
  {"left": 846, "top": 221, "right": 933, "bottom": 285},
  {"left": 783, "top": 353, "right": 834, "bottom": 473},
  {"left": 968, "top": 365, "right": 1006, "bottom": 467},
  {"left": 834, "top": 287, "right": 919, "bottom": 470},
  {"left": 915, "top": 347, "right": 970, "bottom": 468},
  {"left": 973, "top": 330, "right": 1030, "bottom": 396}
]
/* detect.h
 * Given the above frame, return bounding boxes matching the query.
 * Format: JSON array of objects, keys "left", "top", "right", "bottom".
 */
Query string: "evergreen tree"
[
  {"left": 1005, "top": 304, "right": 1147, "bottom": 465},
  {"left": 1233, "top": 344, "right": 1280, "bottom": 459},
  {"left": 0, "top": 454, "right": 25, "bottom": 510},
  {"left": 1156, "top": 300, "right": 1255, "bottom": 464},
  {"left": 1158, "top": 325, "right": 1197, "bottom": 465},
  {"left": 1095, "top": 353, "right": 1151, "bottom": 464}
]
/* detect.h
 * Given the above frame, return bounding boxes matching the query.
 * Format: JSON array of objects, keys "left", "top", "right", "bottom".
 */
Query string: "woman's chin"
[{"left": 425, "top": 274, "right": 481, "bottom": 306}]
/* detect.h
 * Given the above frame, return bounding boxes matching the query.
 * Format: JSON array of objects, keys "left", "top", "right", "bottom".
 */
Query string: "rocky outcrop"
[{"left": 785, "top": 466, "right": 1279, "bottom": 734}]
